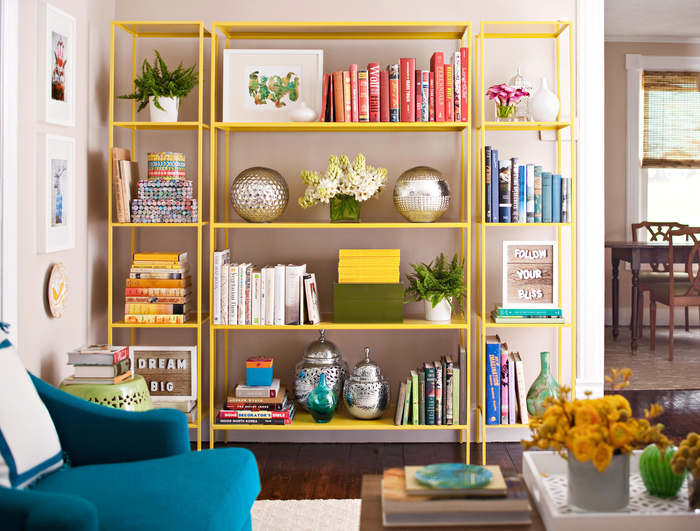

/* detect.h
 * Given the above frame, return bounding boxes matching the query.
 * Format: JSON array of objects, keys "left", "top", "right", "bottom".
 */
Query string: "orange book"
[
  {"left": 430, "top": 52, "right": 445, "bottom": 122},
  {"left": 123, "top": 313, "right": 189, "bottom": 324},
  {"left": 379, "top": 70, "right": 390, "bottom": 122},
  {"left": 349, "top": 64, "right": 359, "bottom": 122},
  {"left": 444, "top": 63, "right": 454, "bottom": 122},
  {"left": 333, "top": 71, "right": 345, "bottom": 122},
  {"left": 358, "top": 69, "right": 369, "bottom": 122},
  {"left": 125, "top": 276, "right": 192, "bottom": 288}
]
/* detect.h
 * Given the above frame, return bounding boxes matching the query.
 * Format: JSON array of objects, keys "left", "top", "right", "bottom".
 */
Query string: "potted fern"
[
  {"left": 117, "top": 50, "right": 199, "bottom": 122},
  {"left": 404, "top": 253, "right": 466, "bottom": 321}
]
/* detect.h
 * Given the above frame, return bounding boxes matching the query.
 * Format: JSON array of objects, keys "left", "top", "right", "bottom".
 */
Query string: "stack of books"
[
  {"left": 124, "top": 251, "right": 192, "bottom": 324},
  {"left": 218, "top": 379, "right": 295, "bottom": 425},
  {"left": 381, "top": 466, "right": 531, "bottom": 527},
  {"left": 485, "top": 335, "right": 530, "bottom": 426},
  {"left": 338, "top": 249, "right": 400, "bottom": 284},
  {"left": 62, "top": 344, "right": 133, "bottom": 385},
  {"left": 490, "top": 303, "right": 564, "bottom": 324}
]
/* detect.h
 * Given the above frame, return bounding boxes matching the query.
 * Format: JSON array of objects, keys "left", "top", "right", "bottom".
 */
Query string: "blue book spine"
[
  {"left": 491, "top": 149, "right": 499, "bottom": 223},
  {"left": 518, "top": 165, "right": 526, "bottom": 223},
  {"left": 498, "top": 159, "right": 511, "bottom": 223},
  {"left": 552, "top": 174, "right": 562, "bottom": 223},
  {"left": 485, "top": 146, "right": 492, "bottom": 223},
  {"left": 510, "top": 158, "right": 519, "bottom": 223},
  {"left": 485, "top": 336, "right": 501, "bottom": 425},
  {"left": 542, "top": 172, "right": 553, "bottom": 223},
  {"left": 534, "top": 166, "right": 543, "bottom": 223}
]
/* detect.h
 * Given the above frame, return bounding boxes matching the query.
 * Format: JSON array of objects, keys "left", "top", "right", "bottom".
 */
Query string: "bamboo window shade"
[{"left": 642, "top": 71, "right": 700, "bottom": 168}]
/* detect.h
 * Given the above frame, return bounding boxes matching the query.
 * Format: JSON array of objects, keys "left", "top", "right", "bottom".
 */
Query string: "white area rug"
[{"left": 252, "top": 499, "right": 361, "bottom": 531}]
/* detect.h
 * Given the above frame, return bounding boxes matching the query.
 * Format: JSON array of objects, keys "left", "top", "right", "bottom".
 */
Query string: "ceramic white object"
[
  {"left": 288, "top": 102, "right": 318, "bottom": 122},
  {"left": 48, "top": 262, "right": 68, "bottom": 318},
  {"left": 529, "top": 77, "right": 559, "bottom": 122},
  {"left": 148, "top": 96, "right": 179, "bottom": 122},
  {"left": 424, "top": 298, "right": 452, "bottom": 321}
]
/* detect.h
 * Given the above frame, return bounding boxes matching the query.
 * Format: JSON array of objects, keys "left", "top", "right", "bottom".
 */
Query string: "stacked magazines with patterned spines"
[
  {"left": 61, "top": 344, "right": 133, "bottom": 385},
  {"left": 124, "top": 251, "right": 192, "bottom": 324},
  {"left": 490, "top": 303, "right": 564, "bottom": 324},
  {"left": 218, "top": 380, "right": 295, "bottom": 425}
]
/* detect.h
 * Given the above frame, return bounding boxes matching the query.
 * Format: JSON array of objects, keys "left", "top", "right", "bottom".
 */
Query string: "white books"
[
  {"left": 251, "top": 270, "right": 262, "bottom": 325},
  {"left": 285, "top": 264, "right": 306, "bottom": 325},
  {"left": 220, "top": 263, "right": 230, "bottom": 325},
  {"left": 304, "top": 273, "right": 322, "bottom": 324},
  {"left": 212, "top": 249, "right": 230, "bottom": 325},
  {"left": 508, "top": 352, "right": 517, "bottom": 424},
  {"left": 274, "top": 264, "right": 286, "bottom": 325},
  {"left": 229, "top": 263, "right": 239, "bottom": 325},
  {"left": 237, "top": 263, "right": 251, "bottom": 325},
  {"left": 526, "top": 163, "right": 535, "bottom": 223},
  {"left": 262, "top": 265, "right": 275, "bottom": 325},
  {"left": 513, "top": 351, "right": 529, "bottom": 424},
  {"left": 244, "top": 265, "right": 254, "bottom": 325},
  {"left": 119, "top": 160, "right": 139, "bottom": 222},
  {"left": 562, "top": 176, "right": 572, "bottom": 223},
  {"left": 235, "top": 378, "right": 281, "bottom": 398}
]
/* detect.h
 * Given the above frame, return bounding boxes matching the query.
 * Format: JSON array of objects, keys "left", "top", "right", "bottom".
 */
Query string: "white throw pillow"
[{"left": 0, "top": 326, "right": 63, "bottom": 488}]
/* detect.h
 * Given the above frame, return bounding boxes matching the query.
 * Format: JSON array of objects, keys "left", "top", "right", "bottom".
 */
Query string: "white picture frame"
[
  {"left": 40, "top": 3, "right": 75, "bottom": 127},
  {"left": 222, "top": 49, "right": 323, "bottom": 122},
  {"left": 38, "top": 134, "right": 75, "bottom": 253},
  {"left": 130, "top": 346, "right": 197, "bottom": 402},
  {"left": 502, "top": 241, "right": 558, "bottom": 309}
]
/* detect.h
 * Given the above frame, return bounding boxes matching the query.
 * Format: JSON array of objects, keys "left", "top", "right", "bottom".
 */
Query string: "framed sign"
[
  {"left": 130, "top": 346, "right": 197, "bottom": 401},
  {"left": 503, "top": 241, "right": 557, "bottom": 308},
  {"left": 38, "top": 134, "right": 75, "bottom": 253},
  {"left": 40, "top": 4, "right": 76, "bottom": 126},
  {"left": 222, "top": 49, "right": 323, "bottom": 122}
]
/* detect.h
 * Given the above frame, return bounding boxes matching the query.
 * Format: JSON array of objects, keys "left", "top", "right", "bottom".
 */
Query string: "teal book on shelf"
[{"left": 485, "top": 335, "right": 501, "bottom": 425}]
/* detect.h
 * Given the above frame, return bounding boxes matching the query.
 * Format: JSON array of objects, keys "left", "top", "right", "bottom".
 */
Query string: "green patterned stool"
[{"left": 59, "top": 374, "right": 153, "bottom": 411}]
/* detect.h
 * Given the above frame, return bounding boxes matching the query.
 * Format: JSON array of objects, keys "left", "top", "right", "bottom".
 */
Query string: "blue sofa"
[{"left": 0, "top": 375, "right": 261, "bottom": 531}]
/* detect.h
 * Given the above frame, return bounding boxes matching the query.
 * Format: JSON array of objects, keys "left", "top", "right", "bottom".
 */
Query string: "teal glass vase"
[
  {"left": 307, "top": 373, "right": 337, "bottom": 423},
  {"left": 639, "top": 444, "right": 686, "bottom": 498},
  {"left": 526, "top": 351, "right": 560, "bottom": 417},
  {"left": 329, "top": 194, "right": 360, "bottom": 222}
]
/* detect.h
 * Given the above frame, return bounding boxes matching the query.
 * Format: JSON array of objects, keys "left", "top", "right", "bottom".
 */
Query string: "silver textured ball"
[
  {"left": 393, "top": 166, "right": 451, "bottom": 222},
  {"left": 230, "top": 167, "right": 289, "bottom": 223}
]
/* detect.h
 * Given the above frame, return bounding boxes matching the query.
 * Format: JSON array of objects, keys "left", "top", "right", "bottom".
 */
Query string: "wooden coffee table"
[{"left": 359, "top": 475, "right": 545, "bottom": 531}]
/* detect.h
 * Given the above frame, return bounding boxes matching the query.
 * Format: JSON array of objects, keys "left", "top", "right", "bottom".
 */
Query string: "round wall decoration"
[{"left": 48, "top": 262, "right": 68, "bottom": 317}]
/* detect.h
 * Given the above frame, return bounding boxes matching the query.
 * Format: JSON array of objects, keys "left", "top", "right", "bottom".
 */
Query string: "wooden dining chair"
[
  {"left": 649, "top": 227, "right": 700, "bottom": 361},
  {"left": 631, "top": 221, "right": 689, "bottom": 338}
]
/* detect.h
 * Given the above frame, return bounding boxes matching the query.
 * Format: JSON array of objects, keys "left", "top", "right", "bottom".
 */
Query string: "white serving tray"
[{"left": 522, "top": 450, "right": 699, "bottom": 531}]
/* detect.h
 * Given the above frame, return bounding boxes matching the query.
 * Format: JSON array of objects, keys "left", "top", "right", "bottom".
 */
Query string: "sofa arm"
[
  {"left": 32, "top": 375, "right": 191, "bottom": 466},
  {"left": 0, "top": 487, "right": 98, "bottom": 531}
]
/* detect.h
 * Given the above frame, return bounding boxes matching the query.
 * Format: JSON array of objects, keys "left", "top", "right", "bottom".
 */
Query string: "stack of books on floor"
[
  {"left": 337, "top": 248, "right": 400, "bottom": 283},
  {"left": 490, "top": 303, "right": 564, "bottom": 324},
  {"left": 151, "top": 399, "right": 198, "bottom": 423},
  {"left": 62, "top": 344, "right": 133, "bottom": 385},
  {"left": 124, "top": 251, "right": 192, "bottom": 324},
  {"left": 218, "top": 379, "right": 295, "bottom": 425},
  {"left": 381, "top": 465, "right": 531, "bottom": 527}
]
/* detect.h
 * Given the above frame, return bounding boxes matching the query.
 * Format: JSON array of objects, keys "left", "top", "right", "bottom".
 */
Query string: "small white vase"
[
  {"left": 148, "top": 96, "right": 179, "bottom": 122},
  {"left": 424, "top": 298, "right": 452, "bottom": 322},
  {"left": 288, "top": 102, "right": 318, "bottom": 122},
  {"left": 529, "top": 77, "right": 559, "bottom": 122}
]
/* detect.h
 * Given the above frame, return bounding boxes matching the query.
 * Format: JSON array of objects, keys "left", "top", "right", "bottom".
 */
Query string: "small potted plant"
[
  {"left": 403, "top": 253, "right": 465, "bottom": 321},
  {"left": 117, "top": 50, "right": 199, "bottom": 122},
  {"left": 486, "top": 83, "right": 529, "bottom": 122}
]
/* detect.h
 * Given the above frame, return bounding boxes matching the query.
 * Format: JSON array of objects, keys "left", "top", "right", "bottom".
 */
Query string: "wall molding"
[{"left": 607, "top": 36, "right": 700, "bottom": 45}]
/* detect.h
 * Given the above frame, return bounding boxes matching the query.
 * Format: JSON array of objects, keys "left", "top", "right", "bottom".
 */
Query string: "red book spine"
[
  {"left": 358, "top": 69, "right": 369, "bottom": 122},
  {"left": 321, "top": 72, "right": 329, "bottom": 122},
  {"left": 460, "top": 47, "right": 469, "bottom": 122},
  {"left": 349, "top": 64, "right": 359, "bottom": 122},
  {"left": 399, "top": 58, "right": 416, "bottom": 122},
  {"left": 431, "top": 52, "right": 445, "bottom": 122},
  {"left": 343, "top": 70, "right": 352, "bottom": 121},
  {"left": 328, "top": 77, "right": 335, "bottom": 122},
  {"left": 429, "top": 72, "right": 435, "bottom": 122},
  {"left": 387, "top": 64, "right": 400, "bottom": 122},
  {"left": 444, "top": 63, "right": 454, "bottom": 122},
  {"left": 333, "top": 71, "right": 345, "bottom": 122},
  {"left": 379, "top": 70, "right": 390, "bottom": 122},
  {"left": 415, "top": 70, "right": 423, "bottom": 122},
  {"left": 368, "top": 62, "right": 380, "bottom": 122}
]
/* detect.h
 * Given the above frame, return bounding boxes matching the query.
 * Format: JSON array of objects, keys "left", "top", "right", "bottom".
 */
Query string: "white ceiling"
[{"left": 605, "top": 0, "right": 700, "bottom": 41}]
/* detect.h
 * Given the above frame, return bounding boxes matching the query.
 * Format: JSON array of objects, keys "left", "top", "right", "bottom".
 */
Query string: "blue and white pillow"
[{"left": 0, "top": 324, "right": 63, "bottom": 488}]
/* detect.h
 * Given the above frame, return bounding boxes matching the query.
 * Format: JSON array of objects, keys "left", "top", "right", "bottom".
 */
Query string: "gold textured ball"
[
  {"left": 393, "top": 166, "right": 451, "bottom": 223},
  {"left": 230, "top": 167, "right": 289, "bottom": 223}
]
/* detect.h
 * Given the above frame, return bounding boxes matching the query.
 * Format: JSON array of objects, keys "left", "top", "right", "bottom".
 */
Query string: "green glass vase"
[
  {"left": 307, "top": 373, "right": 338, "bottom": 423},
  {"left": 526, "top": 351, "right": 560, "bottom": 416},
  {"left": 639, "top": 444, "right": 686, "bottom": 498},
  {"left": 329, "top": 194, "right": 360, "bottom": 222}
]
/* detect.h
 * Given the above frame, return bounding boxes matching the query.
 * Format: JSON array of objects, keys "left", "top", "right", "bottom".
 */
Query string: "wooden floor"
[{"left": 217, "top": 389, "right": 700, "bottom": 500}]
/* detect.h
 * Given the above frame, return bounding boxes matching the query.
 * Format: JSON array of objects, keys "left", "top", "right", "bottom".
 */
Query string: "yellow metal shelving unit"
[
  {"left": 475, "top": 21, "right": 576, "bottom": 463},
  {"left": 209, "top": 22, "right": 472, "bottom": 459},
  {"left": 108, "top": 21, "right": 211, "bottom": 449}
]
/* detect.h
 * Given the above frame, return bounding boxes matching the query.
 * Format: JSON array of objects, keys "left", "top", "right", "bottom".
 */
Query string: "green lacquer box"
[{"left": 333, "top": 283, "right": 404, "bottom": 323}]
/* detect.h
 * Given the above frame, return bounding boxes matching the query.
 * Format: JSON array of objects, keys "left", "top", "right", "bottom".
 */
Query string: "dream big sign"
[
  {"left": 502, "top": 241, "right": 557, "bottom": 308},
  {"left": 130, "top": 346, "right": 197, "bottom": 401}
]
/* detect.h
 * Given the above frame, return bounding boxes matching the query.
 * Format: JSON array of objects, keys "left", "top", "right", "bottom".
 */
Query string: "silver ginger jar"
[
  {"left": 393, "top": 166, "right": 451, "bottom": 222},
  {"left": 343, "top": 347, "right": 391, "bottom": 420},
  {"left": 294, "top": 329, "right": 349, "bottom": 412},
  {"left": 230, "top": 166, "right": 289, "bottom": 223}
]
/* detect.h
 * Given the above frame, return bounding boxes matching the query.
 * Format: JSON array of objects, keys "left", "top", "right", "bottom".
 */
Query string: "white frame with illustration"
[
  {"left": 38, "top": 134, "right": 75, "bottom": 253},
  {"left": 129, "top": 346, "right": 197, "bottom": 402},
  {"left": 40, "top": 3, "right": 75, "bottom": 126},
  {"left": 222, "top": 49, "right": 323, "bottom": 122}
]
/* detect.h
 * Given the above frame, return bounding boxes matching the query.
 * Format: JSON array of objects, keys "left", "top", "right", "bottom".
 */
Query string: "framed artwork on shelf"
[
  {"left": 222, "top": 49, "right": 323, "bottom": 122},
  {"left": 40, "top": 3, "right": 76, "bottom": 126},
  {"left": 130, "top": 346, "right": 197, "bottom": 401},
  {"left": 502, "top": 241, "right": 558, "bottom": 309},
  {"left": 38, "top": 134, "right": 75, "bottom": 253}
]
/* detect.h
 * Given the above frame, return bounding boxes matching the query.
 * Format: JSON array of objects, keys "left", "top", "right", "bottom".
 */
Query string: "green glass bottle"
[
  {"left": 526, "top": 351, "right": 560, "bottom": 417},
  {"left": 307, "top": 373, "right": 338, "bottom": 423}
]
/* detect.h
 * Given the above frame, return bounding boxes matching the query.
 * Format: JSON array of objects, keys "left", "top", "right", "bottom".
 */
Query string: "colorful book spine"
[
  {"left": 368, "top": 62, "right": 380, "bottom": 122},
  {"left": 433, "top": 360, "right": 443, "bottom": 426},
  {"left": 423, "top": 362, "right": 436, "bottom": 425},
  {"left": 219, "top": 408, "right": 293, "bottom": 419},
  {"left": 518, "top": 165, "right": 526, "bottom": 223},
  {"left": 552, "top": 173, "right": 562, "bottom": 223},
  {"left": 124, "top": 313, "right": 188, "bottom": 324},
  {"left": 534, "top": 165, "right": 543, "bottom": 223},
  {"left": 402, "top": 378, "right": 412, "bottom": 425},
  {"left": 444, "top": 63, "right": 454, "bottom": 122},
  {"left": 414, "top": 69, "right": 422, "bottom": 122},
  {"left": 417, "top": 368, "right": 426, "bottom": 425},
  {"left": 321, "top": 72, "right": 329, "bottom": 122},
  {"left": 485, "top": 335, "right": 501, "bottom": 425},
  {"left": 542, "top": 172, "right": 553, "bottom": 223},
  {"left": 357, "top": 70, "right": 369, "bottom": 121},
  {"left": 443, "top": 356, "right": 454, "bottom": 425},
  {"left": 333, "top": 71, "right": 345, "bottom": 122},
  {"left": 494, "top": 305, "right": 562, "bottom": 316},
  {"left": 526, "top": 164, "right": 535, "bottom": 224},
  {"left": 125, "top": 287, "right": 190, "bottom": 296},
  {"left": 124, "top": 303, "right": 191, "bottom": 314},
  {"left": 229, "top": 263, "right": 239, "bottom": 325},
  {"left": 508, "top": 352, "right": 517, "bottom": 425},
  {"left": 251, "top": 270, "right": 262, "bottom": 325},
  {"left": 500, "top": 346, "right": 509, "bottom": 424},
  {"left": 379, "top": 69, "right": 390, "bottom": 122},
  {"left": 453, "top": 51, "right": 461, "bottom": 122},
  {"left": 499, "top": 158, "right": 511, "bottom": 223},
  {"left": 459, "top": 46, "right": 469, "bottom": 122},
  {"left": 387, "top": 64, "right": 399, "bottom": 122},
  {"left": 430, "top": 52, "right": 445, "bottom": 122},
  {"left": 349, "top": 64, "right": 359, "bottom": 122},
  {"left": 399, "top": 58, "right": 416, "bottom": 122},
  {"left": 491, "top": 148, "right": 500, "bottom": 223},
  {"left": 485, "top": 146, "right": 492, "bottom": 222},
  {"left": 562, "top": 176, "right": 571, "bottom": 223},
  {"left": 125, "top": 277, "right": 191, "bottom": 288},
  {"left": 429, "top": 72, "right": 435, "bottom": 122},
  {"left": 343, "top": 70, "right": 352, "bottom": 122},
  {"left": 125, "top": 296, "right": 190, "bottom": 304},
  {"left": 394, "top": 381, "right": 407, "bottom": 426},
  {"left": 217, "top": 416, "right": 293, "bottom": 425},
  {"left": 421, "top": 71, "right": 429, "bottom": 122},
  {"left": 510, "top": 157, "right": 520, "bottom": 223},
  {"left": 410, "top": 369, "right": 419, "bottom": 425}
]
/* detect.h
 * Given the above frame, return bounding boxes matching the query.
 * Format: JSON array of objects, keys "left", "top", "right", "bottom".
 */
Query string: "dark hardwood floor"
[{"left": 216, "top": 389, "right": 700, "bottom": 500}]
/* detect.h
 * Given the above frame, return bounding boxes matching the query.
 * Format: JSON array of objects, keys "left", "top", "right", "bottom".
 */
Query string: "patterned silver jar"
[
  {"left": 230, "top": 166, "right": 289, "bottom": 223},
  {"left": 343, "top": 347, "right": 391, "bottom": 420},
  {"left": 294, "top": 329, "right": 349, "bottom": 412},
  {"left": 393, "top": 166, "right": 451, "bottom": 222}
]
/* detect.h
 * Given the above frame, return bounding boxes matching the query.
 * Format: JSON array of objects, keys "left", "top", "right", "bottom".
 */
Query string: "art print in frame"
[
  {"left": 38, "top": 134, "right": 75, "bottom": 253},
  {"left": 222, "top": 49, "right": 323, "bottom": 122},
  {"left": 502, "top": 241, "right": 558, "bottom": 309},
  {"left": 40, "top": 3, "right": 76, "bottom": 126},
  {"left": 129, "top": 346, "right": 197, "bottom": 402}
]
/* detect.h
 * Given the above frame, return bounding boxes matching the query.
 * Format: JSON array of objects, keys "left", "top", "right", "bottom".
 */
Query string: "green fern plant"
[
  {"left": 117, "top": 50, "right": 199, "bottom": 112},
  {"left": 404, "top": 253, "right": 466, "bottom": 317}
]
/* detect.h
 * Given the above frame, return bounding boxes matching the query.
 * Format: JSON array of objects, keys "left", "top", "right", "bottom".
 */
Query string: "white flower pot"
[
  {"left": 529, "top": 77, "right": 559, "bottom": 122},
  {"left": 148, "top": 96, "right": 179, "bottom": 122},
  {"left": 424, "top": 298, "right": 452, "bottom": 322}
]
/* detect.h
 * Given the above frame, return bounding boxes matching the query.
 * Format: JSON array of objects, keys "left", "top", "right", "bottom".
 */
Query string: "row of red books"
[{"left": 321, "top": 49, "right": 469, "bottom": 124}]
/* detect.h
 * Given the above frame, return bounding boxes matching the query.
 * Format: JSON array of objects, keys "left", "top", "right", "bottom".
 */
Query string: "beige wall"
[{"left": 604, "top": 41, "right": 700, "bottom": 325}]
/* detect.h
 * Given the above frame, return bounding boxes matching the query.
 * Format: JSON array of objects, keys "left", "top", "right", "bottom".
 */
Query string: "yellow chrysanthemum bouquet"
[{"left": 522, "top": 368, "right": 670, "bottom": 472}]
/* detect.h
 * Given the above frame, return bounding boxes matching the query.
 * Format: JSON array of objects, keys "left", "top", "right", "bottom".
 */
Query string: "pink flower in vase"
[{"left": 487, "top": 83, "right": 530, "bottom": 106}]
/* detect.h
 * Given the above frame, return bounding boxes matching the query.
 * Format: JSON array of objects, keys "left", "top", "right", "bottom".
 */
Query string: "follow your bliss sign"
[{"left": 503, "top": 241, "right": 557, "bottom": 308}]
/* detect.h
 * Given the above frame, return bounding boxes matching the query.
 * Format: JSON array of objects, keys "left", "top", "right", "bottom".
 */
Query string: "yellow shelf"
[
  {"left": 479, "top": 221, "right": 572, "bottom": 227},
  {"left": 112, "top": 314, "right": 210, "bottom": 328},
  {"left": 479, "top": 21, "right": 572, "bottom": 39},
  {"left": 112, "top": 222, "right": 208, "bottom": 228},
  {"left": 213, "top": 221, "right": 469, "bottom": 229},
  {"left": 213, "top": 314, "right": 467, "bottom": 331},
  {"left": 114, "top": 21, "right": 211, "bottom": 38},
  {"left": 213, "top": 121, "right": 468, "bottom": 133},
  {"left": 112, "top": 121, "right": 210, "bottom": 131},
  {"left": 478, "top": 121, "right": 571, "bottom": 131}
]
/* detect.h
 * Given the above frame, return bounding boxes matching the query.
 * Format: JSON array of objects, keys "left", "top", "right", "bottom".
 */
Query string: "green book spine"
[
  {"left": 417, "top": 368, "right": 426, "bottom": 425},
  {"left": 410, "top": 370, "right": 419, "bottom": 425},
  {"left": 402, "top": 379, "right": 412, "bottom": 426},
  {"left": 452, "top": 366, "right": 460, "bottom": 425}
]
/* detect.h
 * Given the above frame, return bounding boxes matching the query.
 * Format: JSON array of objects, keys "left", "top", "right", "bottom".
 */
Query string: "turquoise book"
[
  {"left": 552, "top": 173, "right": 562, "bottom": 223},
  {"left": 485, "top": 335, "right": 501, "bottom": 425},
  {"left": 542, "top": 172, "right": 553, "bottom": 223},
  {"left": 533, "top": 165, "right": 543, "bottom": 223},
  {"left": 423, "top": 362, "right": 436, "bottom": 425}
]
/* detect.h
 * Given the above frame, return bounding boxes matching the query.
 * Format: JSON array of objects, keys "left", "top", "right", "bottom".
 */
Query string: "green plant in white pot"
[
  {"left": 117, "top": 50, "right": 198, "bottom": 122},
  {"left": 404, "top": 253, "right": 466, "bottom": 321}
]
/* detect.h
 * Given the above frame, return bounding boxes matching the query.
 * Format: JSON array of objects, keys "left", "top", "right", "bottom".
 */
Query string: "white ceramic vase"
[
  {"left": 424, "top": 298, "right": 452, "bottom": 322},
  {"left": 288, "top": 102, "right": 319, "bottom": 122},
  {"left": 149, "top": 96, "right": 179, "bottom": 122},
  {"left": 529, "top": 77, "right": 559, "bottom": 122}
]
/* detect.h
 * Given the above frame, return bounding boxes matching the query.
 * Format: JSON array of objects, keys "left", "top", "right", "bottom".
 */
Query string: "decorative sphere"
[
  {"left": 639, "top": 444, "right": 686, "bottom": 498},
  {"left": 393, "top": 166, "right": 451, "bottom": 222},
  {"left": 230, "top": 167, "right": 289, "bottom": 223}
]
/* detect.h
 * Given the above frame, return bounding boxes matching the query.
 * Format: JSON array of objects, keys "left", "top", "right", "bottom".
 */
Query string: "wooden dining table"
[{"left": 605, "top": 240, "right": 695, "bottom": 351}]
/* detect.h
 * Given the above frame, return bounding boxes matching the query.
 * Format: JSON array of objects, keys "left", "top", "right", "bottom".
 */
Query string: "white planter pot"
[
  {"left": 424, "top": 298, "right": 452, "bottom": 322},
  {"left": 148, "top": 96, "right": 179, "bottom": 122},
  {"left": 529, "top": 77, "right": 560, "bottom": 122}
]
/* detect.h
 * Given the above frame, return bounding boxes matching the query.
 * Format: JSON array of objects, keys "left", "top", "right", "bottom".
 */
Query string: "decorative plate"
[
  {"left": 48, "top": 262, "right": 68, "bottom": 318},
  {"left": 414, "top": 463, "right": 493, "bottom": 490}
]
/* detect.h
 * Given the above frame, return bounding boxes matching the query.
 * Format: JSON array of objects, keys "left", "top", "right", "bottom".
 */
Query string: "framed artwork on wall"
[
  {"left": 40, "top": 3, "right": 76, "bottom": 126},
  {"left": 222, "top": 49, "right": 323, "bottom": 122},
  {"left": 38, "top": 134, "right": 75, "bottom": 253},
  {"left": 502, "top": 241, "right": 558, "bottom": 309}
]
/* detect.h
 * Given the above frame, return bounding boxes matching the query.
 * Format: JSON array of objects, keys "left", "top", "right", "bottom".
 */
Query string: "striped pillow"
[{"left": 0, "top": 326, "right": 63, "bottom": 488}]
